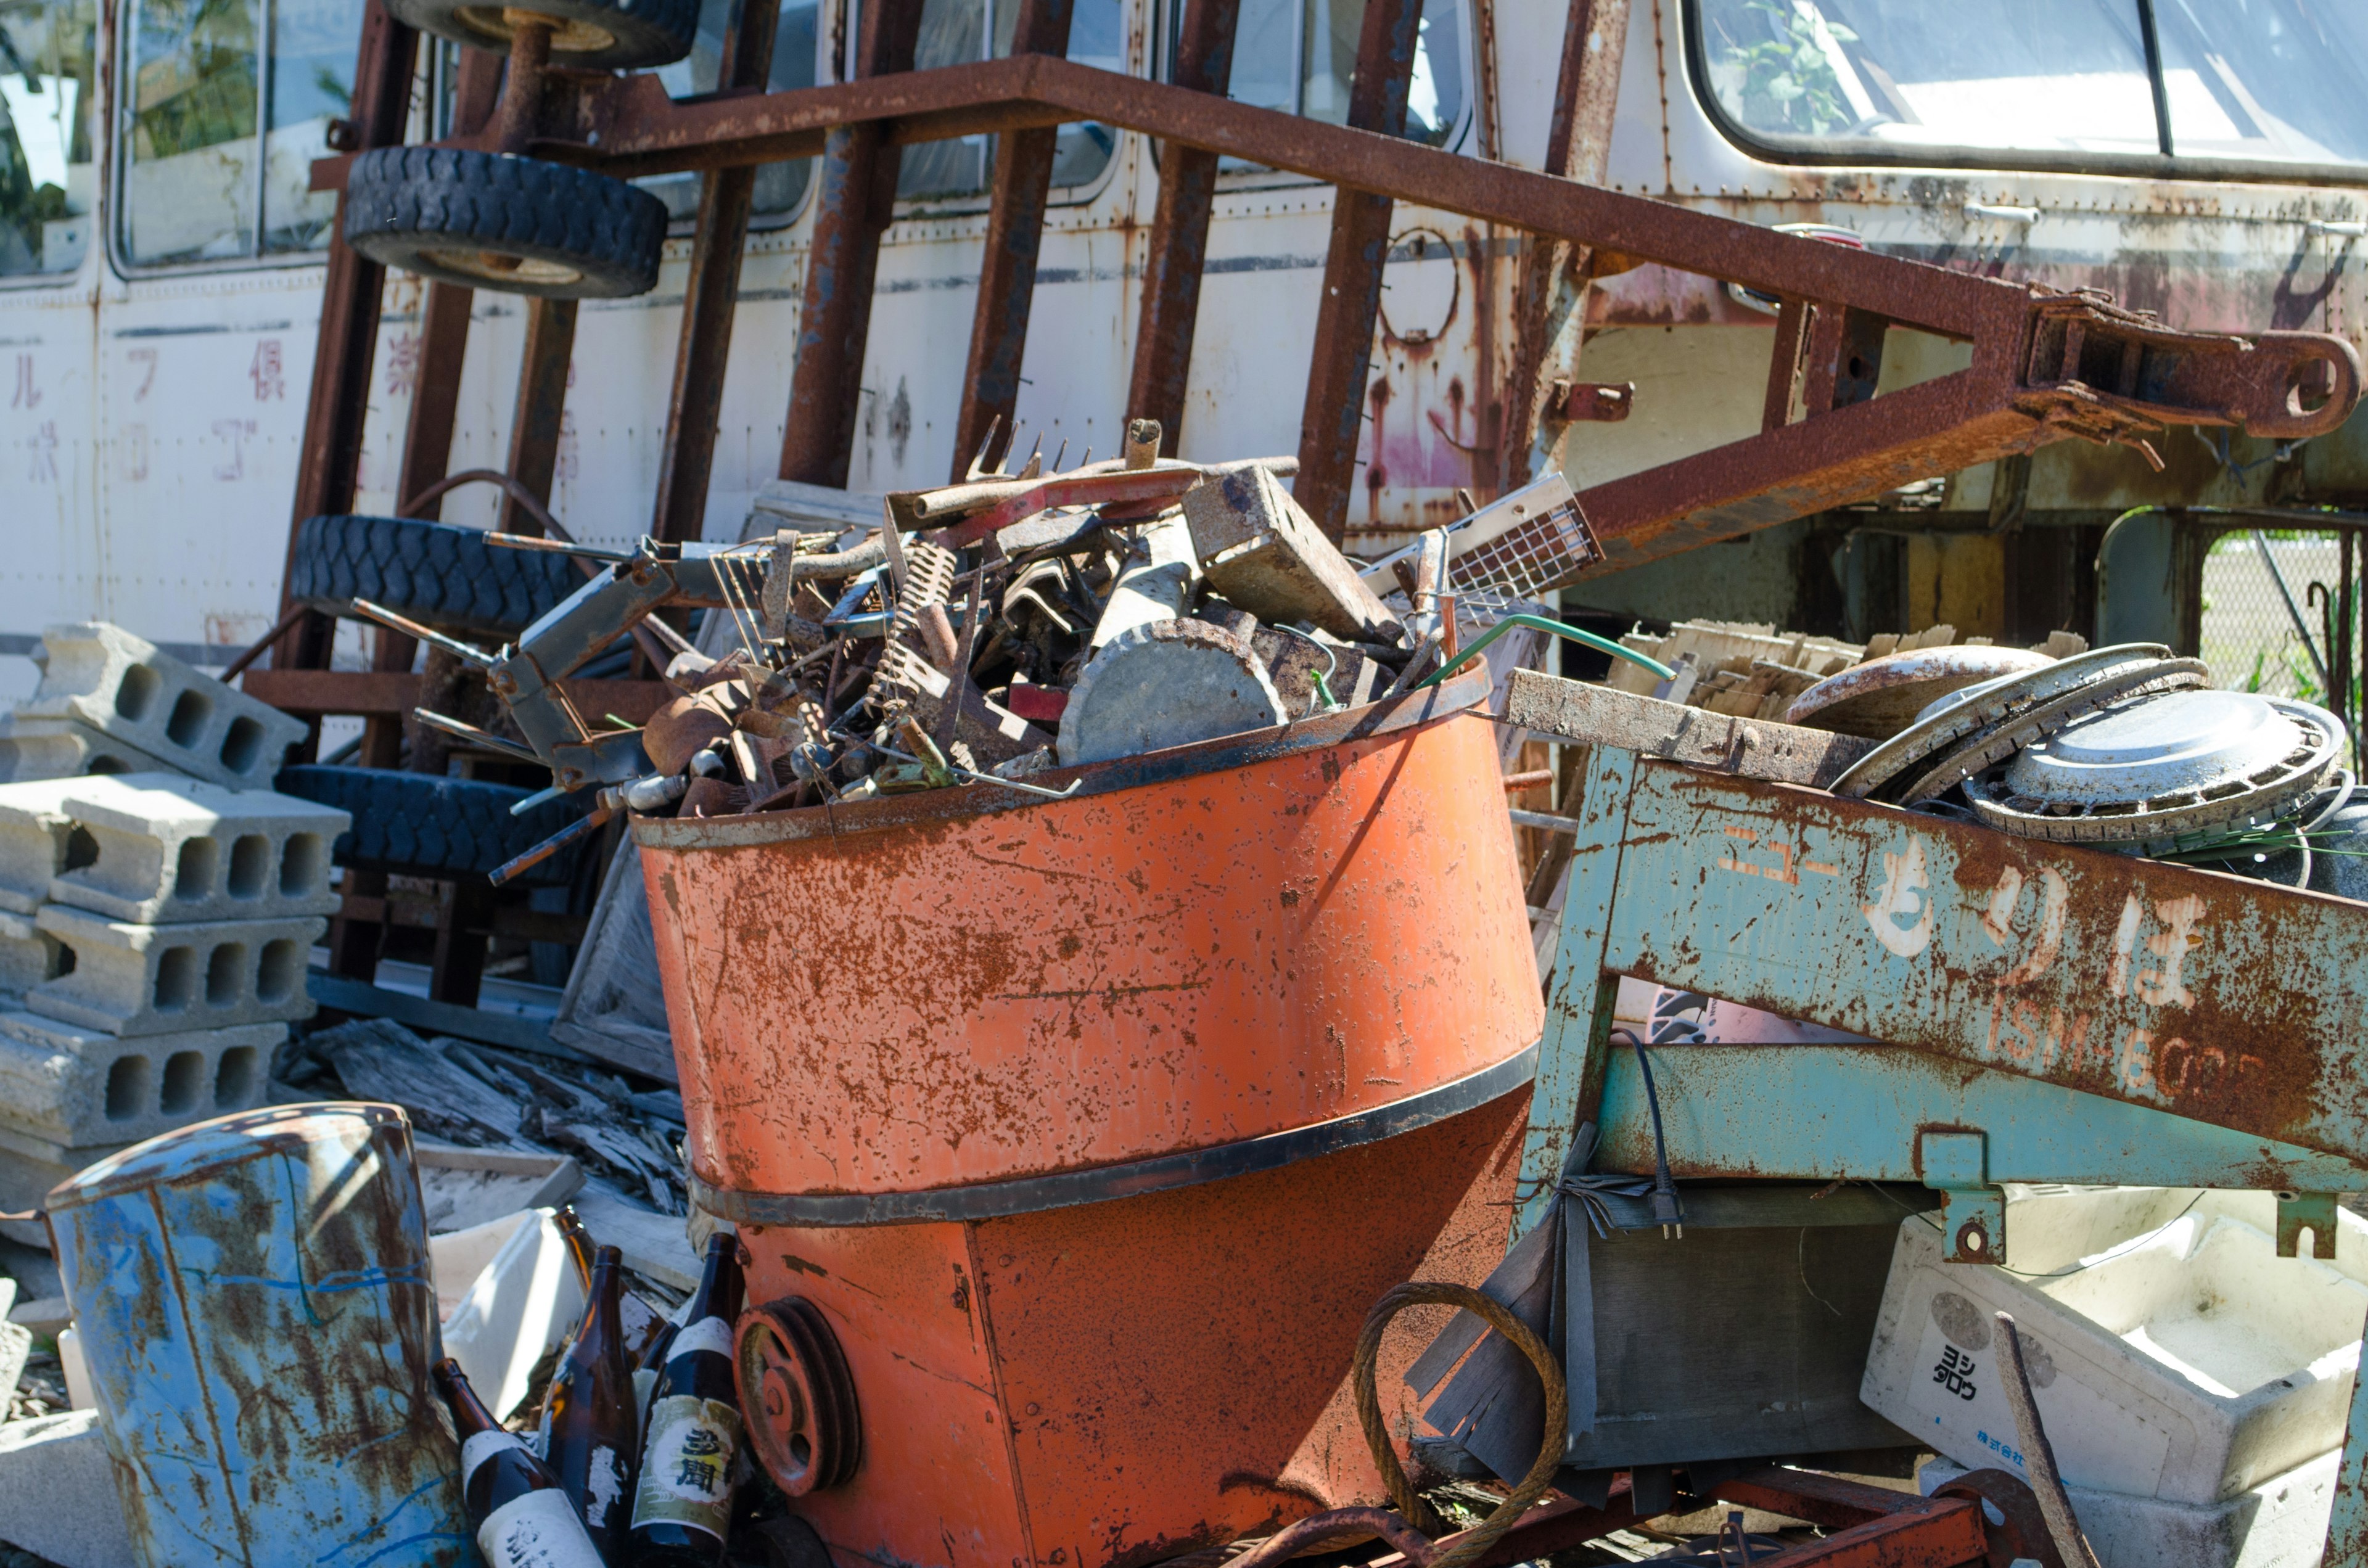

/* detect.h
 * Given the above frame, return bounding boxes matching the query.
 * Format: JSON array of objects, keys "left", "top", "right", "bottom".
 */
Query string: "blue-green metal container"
[{"left": 47, "top": 1102, "right": 467, "bottom": 1567}]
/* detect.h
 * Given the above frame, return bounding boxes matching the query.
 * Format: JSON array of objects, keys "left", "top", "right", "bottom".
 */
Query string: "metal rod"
[
  {"left": 411, "top": 707, "right": 549, "bottom": 765},
  {"left": 2252, "top": 528, "right": 2334, "bottom": 694},
  {"left": 485, "top": 532, "right": 635, "bottom": 562},
  {"left": 347, "top": 598, "right": 499, "bottom": 668},
  {"left": 1993, "top": 1311, "right": 2105, "bottom": 1568},
  {"left": 216, "top": 605, "right": 312, "bottom": 683}
]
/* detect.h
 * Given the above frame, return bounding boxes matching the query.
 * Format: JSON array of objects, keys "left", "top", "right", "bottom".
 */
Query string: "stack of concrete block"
[
  {"left": 0, "top": 773, "right": 347, "bottom": 1216},
  {"left": 0, "top": 622, "right": 305, "bottom": 787}
]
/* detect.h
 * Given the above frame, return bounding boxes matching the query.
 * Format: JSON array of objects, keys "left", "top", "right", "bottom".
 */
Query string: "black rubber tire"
[
  {"left": 382, "top": 0, "right": 697, "bottom": 69},
  {"left": 344, "top": 147, "right": 667, "bottom": 300},
  {"left": 289, "top": 513, "right": 582, "bottom": 641},
  {"left": 276, "top": 766, "right": 593, "bottom": 888}
]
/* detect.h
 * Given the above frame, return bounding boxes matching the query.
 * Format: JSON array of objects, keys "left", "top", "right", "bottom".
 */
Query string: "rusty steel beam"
[
  {"left": 282, "top": 0, "right": 418, "bottom": 673},
  {"left": 501, "top": 299, "right": 578, "bottom": 536},
  {"left": 1124, "top": 0, "right": 1241, "bottom": 454},
  {"left": 1293, "top": 0, "right": 1424, "bottom": 542},
  {"left": 777, "top": 0, "right": 928, "bottom": 488},
  {"left": 652, "top": 0, "right": 783, "bottom": 542},
  {"left": 313, "top": 54, "right": 2362, "bottom": 572},
  {"left": 950, "top": 0, "right": 1077, "bottom": 480},
  {"left": 1501, "top": 0, "right": 1629, "bottom": 490}
]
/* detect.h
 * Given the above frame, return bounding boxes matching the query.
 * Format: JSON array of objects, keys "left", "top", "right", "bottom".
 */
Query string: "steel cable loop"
[{"left": 1352, "top": 1281, "right": 1569, "bottom": 1568}]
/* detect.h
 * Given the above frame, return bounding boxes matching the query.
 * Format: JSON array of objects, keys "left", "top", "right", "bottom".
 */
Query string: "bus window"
[
  {"left": 118, "top": 0, "right": 361, "bottom": 267},
  {"left": 1691, "top": 0, "right": 2368, "bottom": 173},
  {"left": 0, "top": 0, "right": 97, "bottom": 281},
  {"left": 644, "top": 0, "right": 823, "bottom": 226},
  {"left": 1184, "top": 0, "right": 1468, "bottom": 171},
  {"left": 893, "top": 0, "right": 1124, "bottom": 201}
]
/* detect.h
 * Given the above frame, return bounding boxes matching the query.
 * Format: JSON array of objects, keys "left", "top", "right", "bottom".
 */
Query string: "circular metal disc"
[
  {"left": 1784, "top": 644, "right": 2054, "bottom": 739},
  {"left": 1888, "top": 658, "right": 2209, "bottom": 807},
  {"left": 1967, "top": 696, "right": 2343, "bottom": 847},
  {"left": 1830, "top": 644, "right": 2175, "bottom": 800}
]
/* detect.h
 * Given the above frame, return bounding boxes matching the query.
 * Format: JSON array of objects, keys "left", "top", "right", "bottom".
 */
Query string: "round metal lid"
[
  {"left": 1886, "top": 657, "right": 2210, "bottom": 807},
  {"left": 1830, "top": 644, "right": 2178, "bottom": 801},
  {"left": 1966, "top": 694, "right": 2343, "bottom": 847},
  {"left": 1784, "top": 644, "right": 2053, "bottom": 739}
]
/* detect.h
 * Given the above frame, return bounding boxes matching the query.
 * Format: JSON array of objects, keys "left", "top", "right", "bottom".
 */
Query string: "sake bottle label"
[
  {"left": 461, "top": 1429, "right": 527, "bottom": 1487},
  {"left": 479, "top": 1487, "right": 607, "bottom": 1568},
  {"left": 630, "top": 1395, "right": 744, "bottom": 1538},
  {"left": 585, "top": 1442, "right": 631, "bottom": 1529}
]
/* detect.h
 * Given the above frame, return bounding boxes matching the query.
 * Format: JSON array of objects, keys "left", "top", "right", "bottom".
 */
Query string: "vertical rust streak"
[
  {"left": 652, "top": 0, "right": 784, "bottom": 541},
  {"left": 1294, "top": 0, "right": 1426, "bottom": 542},
  {"left": 1761, "top": 295, "right": 1805, "bottom": 433},
  {"left": 950, "top": 0, "right": 1076, "bottom": 481},
  {"left": 281, "top": 0, "right": 417, "bottom": 671},
  {"left": 502, "top": 298, "right": 579, "bottom": 538},
  {"left": 1497, "top": 0, "right": 1629, "bottom": 492},
  {"left": 1123, "top": 0, "right": 1241, "bottom": 453},
  {"left": 778, "top": 0, "right": 928, "bottom": 487}
]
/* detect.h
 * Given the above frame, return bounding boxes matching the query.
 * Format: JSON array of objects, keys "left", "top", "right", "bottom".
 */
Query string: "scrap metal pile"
[{"left": 358, "top": 421, "right": 1642, "bottom": 880}]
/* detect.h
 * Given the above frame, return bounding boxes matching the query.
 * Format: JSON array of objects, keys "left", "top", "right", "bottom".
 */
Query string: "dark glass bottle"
[
  {"left": 553, "top": 1206, "right": 598, "bottom": 1293},
  {"left": 543, "top": 1246, "right": 641, "bottom": 1565},
  {"left": 627, "top": 1233, "right": 747, "bottom": 1566},
  {"left": 434, "top": 1357, "right": 605, "bottom": 1568}
]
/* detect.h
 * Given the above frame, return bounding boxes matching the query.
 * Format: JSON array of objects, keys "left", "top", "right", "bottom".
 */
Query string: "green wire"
[{"left": 1412, "top": 613, "right": 1676, "bottom": 690}]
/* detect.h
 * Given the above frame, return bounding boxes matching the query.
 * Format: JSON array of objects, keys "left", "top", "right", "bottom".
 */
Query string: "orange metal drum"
[{"left": 634, "top": 675, "right": 1542, "bottom": 1568}]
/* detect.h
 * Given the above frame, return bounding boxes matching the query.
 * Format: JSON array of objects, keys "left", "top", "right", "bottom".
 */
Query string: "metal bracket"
[
  {"left": 2280, "top": 1191, "right": 2341, "bottom": 1260},
  {"left": 1918, "top": 1130, "right": 2007, "bottom": 1266}
]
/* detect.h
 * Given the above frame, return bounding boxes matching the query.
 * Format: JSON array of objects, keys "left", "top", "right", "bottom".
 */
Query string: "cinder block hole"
[
  {"left": 85, "top": 757, "right": 130, "bottom": 776},
  {"left": 165, "top": 688, "right": 213, "bottom": 750},
  {"left": 54, "top": 942, "right": 73, "bottom": 977},
  {"left": 114, "top": 664, "right": 158, "bottom": 721},
  {"left": 153, "top": 946, "right": 196, "bottom": 1011},
  {"left": 215, "top": 1046, "right": 257, "bottom": 1107},
  {"left": 177, "top": 836, "right": 219, "bottom": 899},
  {"left": 161, "top": 1050, "right": 203, "bottom": 1114},
  {"left": 280, "top": 834, "right": 324, "bottom": 897},
  {"left": 206, "top": 942, "right": 247, "bottom": 1006},
  {"left": 255, "top": 939, "right": 300, "bottom": 1004},
  {"left": 105, "top": 1055, "right": 150, "bottom": 1121},
  {"left": 62, "top": 826, "right": 98, "bottom": 873},
  {"left": 219, "top": 716, "right": 265, "bottom": 776},
  {"left": 227, "top": 834, "right": 269, "bottom": 899}
]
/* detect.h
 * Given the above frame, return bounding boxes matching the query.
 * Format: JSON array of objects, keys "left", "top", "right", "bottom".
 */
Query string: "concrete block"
[
  {"left": 1058, "top": 619, "right": 1289, "bottom": 766},
  {"left": 27, "top": 906, "right": 322, "bottom": 1036},
  {"left": 0, "top": 718, "right": 178, "bottom": 788},
  {"left": 0, "top": 909, "right": 64, "bottom": 998},
  {"left": 14, "top": 623, "right": 305, "bottom": 790},
  {"left": 1183, "top": 466, "right": 1404, "bottom": 644},
  {"left": 0, "top": 778, "right": 88, "bottom": 914},
  {"left": 45, "top": 774, "right": 347, "bottom": 924},
  {"left": 0, "top": 1410, "right": 138, "bottom": 1568},
  {"left": 0, "top": 1009, "right": 279, "bottom": 1147},
  {"left": 0, "top": 1134, "right": 134, "bottom": 1244}
]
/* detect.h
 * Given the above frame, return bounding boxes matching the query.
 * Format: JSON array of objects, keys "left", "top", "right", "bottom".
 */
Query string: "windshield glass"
[
  {"left": 1693, "top": 0, "right": 2368, "bottom": 169},
  {"left": 0, "top": 0, "right": 97, "bottom": 279}
]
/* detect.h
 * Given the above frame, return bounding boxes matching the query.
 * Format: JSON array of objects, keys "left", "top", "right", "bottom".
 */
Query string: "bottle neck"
[
  {"left": 681, "top": 1236, "right": 743, "bottom": 1325},
  {"left": 435, "top": 1360, "right": 500, "bottom": 1437}
]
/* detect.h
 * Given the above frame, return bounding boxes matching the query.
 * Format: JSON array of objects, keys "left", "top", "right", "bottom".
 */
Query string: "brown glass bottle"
[
  {"left": 434, "top": 1357, "right": 605, "bottom": 1568},
  {"left": 627, "top": 1233, "right": 747, "bottom": 1566},
  {"left": 543, "top": 1245, "right": 641, "bottom": 1565},
  {"left": 553, "top": 1205, "right": 598, "bottom": 1292}
]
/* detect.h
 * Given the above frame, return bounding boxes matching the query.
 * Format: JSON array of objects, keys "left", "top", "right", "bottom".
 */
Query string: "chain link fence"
[{"left": 2198, "top": 531, "right": 2351, "bottom": 702}]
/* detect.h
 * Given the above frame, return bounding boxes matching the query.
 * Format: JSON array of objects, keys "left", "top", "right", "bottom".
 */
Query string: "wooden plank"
[
  {"left": 242, "top": 669, "right": 672, "bottom": 723},
  {"left": 1499, "top": 668, "right": 1873, "bottom": 788}
]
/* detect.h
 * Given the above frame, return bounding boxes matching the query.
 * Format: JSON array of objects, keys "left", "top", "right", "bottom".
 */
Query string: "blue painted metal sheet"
[{"left": 47, "top": 1102, "right": 467, "bottom": 1568}]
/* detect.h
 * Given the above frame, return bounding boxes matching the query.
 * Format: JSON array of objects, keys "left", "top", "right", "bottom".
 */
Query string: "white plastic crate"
[{"left": 1864, "top": 1187, "right": 2368, "bottom": 1508}]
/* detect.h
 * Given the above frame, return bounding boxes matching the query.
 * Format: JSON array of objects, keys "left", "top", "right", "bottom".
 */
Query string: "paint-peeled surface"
[{"left": 645, "top": 711, "right": 1540, "bottom": 1197}]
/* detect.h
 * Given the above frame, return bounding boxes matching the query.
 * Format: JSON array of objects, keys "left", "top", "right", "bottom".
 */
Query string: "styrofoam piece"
[
  {"left": 0, "top": 717, "right": 178, "bottom": 788},
  {"left": 1864, "top": 1187, "right": 2368, "bottom": 1506},
  {"left": 57, "top": 1324, "right": 91, "bottom": 1411},
  {"left": 0, "top": 777, "right": 86, "bottom": 913},
  {"left": 44, "top": 773, "right": 347, "bottom": 923},
  {"left": 1921, "top": 1450, "right": 2340, "bottom": 1568},
  {"left": 12, "top": 623, "right": 305, "bottom": 790},
  {"left": 434, "top": 1207, "right": 585, "bottom": 1421},
  {"left": 26, "top": 906, "right": 323, "bottom": 1036},
  {"left": 0, "top": 909, "right": 64, "bottom": 998},
  {"left": 0, "top": 1008, "right": 279, "bottom": 1146},
  {"left": 0, "top": 1410, "right": 134, "bottom": 1568}
]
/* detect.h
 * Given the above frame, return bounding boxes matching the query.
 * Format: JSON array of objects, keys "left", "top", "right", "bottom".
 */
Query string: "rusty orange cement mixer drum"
[{"left": 634, "top": 670, "right": 1542, "bottom": 1568}]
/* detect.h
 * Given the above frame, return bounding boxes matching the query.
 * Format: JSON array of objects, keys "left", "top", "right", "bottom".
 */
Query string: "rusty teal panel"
[
  {"left": 1589, "top": 761, "right": 2368, "bottom": 1170},
  {"left": 49, "top": 1103, "right": 467, "bottom": 1568},
  {"left": 1590, "top": 1042, "right": 2368, "bottom": 1193}
]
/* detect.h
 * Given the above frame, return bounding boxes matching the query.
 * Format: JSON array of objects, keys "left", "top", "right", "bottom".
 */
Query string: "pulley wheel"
[{"left": 736, "top": 1297, "right": 862, "bottom": 1495}]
